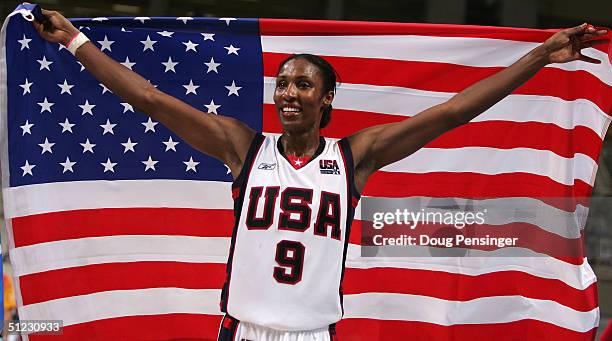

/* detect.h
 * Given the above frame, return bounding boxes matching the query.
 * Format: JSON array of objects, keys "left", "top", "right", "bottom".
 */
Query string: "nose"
[{"left": 282, "top": 83, "right": 298, "bottom": 100}]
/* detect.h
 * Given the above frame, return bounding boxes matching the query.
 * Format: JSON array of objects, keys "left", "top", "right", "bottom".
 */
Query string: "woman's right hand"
[{"left": 31, "top": 8, "right": 80, "bottom": 46}]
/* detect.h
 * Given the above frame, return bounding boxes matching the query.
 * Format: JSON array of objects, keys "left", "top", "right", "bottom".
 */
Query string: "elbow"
[{"left": 440, "top": 102, "right": 468, "bottom": 128}]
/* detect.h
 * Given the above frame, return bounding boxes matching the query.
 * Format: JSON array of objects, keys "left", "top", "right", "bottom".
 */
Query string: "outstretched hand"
[
  {"left": 30, "top": 7, "right": 80, "bottom": 46},
  {"left": 542, "top": 23, "right": 608, "bottom": 64}
]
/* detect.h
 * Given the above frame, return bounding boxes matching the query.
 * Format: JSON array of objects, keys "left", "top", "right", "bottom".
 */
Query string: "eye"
[
  {"left": 297, "top": 81, "right": 311, "bottom": 89},
  {"left": 276, "top": 80, "right": 287, "bottom": 89}
]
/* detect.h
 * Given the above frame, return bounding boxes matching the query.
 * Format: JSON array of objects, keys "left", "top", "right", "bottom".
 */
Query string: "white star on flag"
[
  {"left": 177, "top": 17, "right": 193, "bottom": 24},
  {"left": 100, "top": 119, "right": 117, "bottom": 135},
  {"left": 183, "top": 79, "right": 200, "bottom": 95},
  {"left": 20, "top": 78, "right": 33, "bottom": 95},
  {"left": 142, "top": 156, "right": 159, "bottom": 171},
  {"left": 98, "top": 35, "right": 114, "bottom": 52},
  {"left": 224, "top": 164, "right": 231, "bottom": 174},
  {"left": 100, "top": 83, "right": 113, "bottom": 94},
  {"left": 224, "top": 44, "right": 240, "bottom": 55},
  {"left": 79, "top": 100, "right": 96, "bottom": 115},
  {"left": 101, "top": 158, "right": 117, "bottom": 173},
  {"left": 121, "top": 138, "right": 138, "bottom": 153},
  {"left": 157, "top": 30, "right": 174, "bottom": 37},
  {"left": 121, "top": 27, "right": 132, "bottom": 33},
  {"left": 37, "top": 55, "right": 53, "bottom": 71},
  {"left": 20, "top": 120, "right": 34, "bottom": 135},
  {"left": 140, "top": 35, "right": 157, "bottom": 51},
  {"left": 18, "top": 34, "right": 31, "bottom": 50},
  {"left": 38, "top": 137, "right": 55, "bottom": 154},
  {"left": 201, "top": 33, "right": 215, "bottom": 41},
  {"left": 38, "top": 97, "right": 54, "bottom": 113},
  {"left": 20, "top": 160, "right": 35, "bottom": 176},
  {"left": 80, "top": 139, "right": 96, "bottom": 153},
  {"left": 219, "top": 17, "right": 237, "bottom": 26},
  {"left": 183, "top": 157, "right": 200, "bottom": 172},
  {"left": 92, "top": 17, "right": 109, "bottom": 22},
  {"left": 204, "top": 99, "right": 221, "bottom": 114},
  {"left": 120, "top": 57, "right": 136, "bottom": 70},
  {"left": 59, "top": 118, "right": 75, "bottom": 133},
  {"left": 183, "top": 40, "right": 199, "bottom": 52},
  {"left": 120, "top": 103, "right": 134, "bottom": 113},
  {"left": 57, "top": 79, "right": 74, "bottom": 95},
  {"left": 76, "top": 61, "right": 85, "bottom": 72},
  {"left": 59, "top": 157, "right": 76, "bottom": 173},
  {"left": 142, "top": 117, "right": 158, "bottom": 133},
  {"left": 162, "top": 57, "right": 178, "bottom": 73},
  {"left": 204, "top": 57, "right": 221, "bottom": 73},
  {"left": 162, "top": 136, "right": 179, "bottom": 151},
  {"left": 134, "top": 17, "right": 151, "bottom": 24},
  {"left": 225, "top": 81, "right": 242, "bottom": 96}
]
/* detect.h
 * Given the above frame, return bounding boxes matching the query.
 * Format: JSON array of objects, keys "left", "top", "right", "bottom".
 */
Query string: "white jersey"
[{"left": 221, "top": 134, "right": 359, "bottom": 331}]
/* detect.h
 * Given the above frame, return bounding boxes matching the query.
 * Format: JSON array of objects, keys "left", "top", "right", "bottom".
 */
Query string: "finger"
[
  {"left": 580, "top": 38, "right": 610, "bottom": 49},
  {"left": 565, "top": 23, "right": 588, "bottom": 36},
  {"left": 579, "top": 54, "right": 601, "bottom": 64}
]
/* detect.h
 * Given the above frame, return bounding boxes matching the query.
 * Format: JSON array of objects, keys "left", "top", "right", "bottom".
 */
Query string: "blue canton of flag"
[{"left": 6, "top": 14, "right": 263, "bottom": 187}]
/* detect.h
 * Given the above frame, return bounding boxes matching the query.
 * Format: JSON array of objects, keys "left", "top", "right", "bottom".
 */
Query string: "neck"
[{"left": 281, "top": 130, "right": 320, "bottom": 157}]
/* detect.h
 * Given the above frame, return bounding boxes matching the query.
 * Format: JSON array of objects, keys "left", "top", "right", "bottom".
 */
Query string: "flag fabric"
[{"left": 1, "top": 5, "right": 611, "bottom": 341}]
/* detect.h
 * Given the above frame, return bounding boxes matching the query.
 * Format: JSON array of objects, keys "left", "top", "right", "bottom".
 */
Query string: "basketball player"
[{"left": 31, "top": 9, "right": 607, "bottom": 341}]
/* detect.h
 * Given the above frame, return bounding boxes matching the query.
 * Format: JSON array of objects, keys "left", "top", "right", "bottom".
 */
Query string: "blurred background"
[{"left": 1, "top": 0, "right": 611, "bottom": 338}]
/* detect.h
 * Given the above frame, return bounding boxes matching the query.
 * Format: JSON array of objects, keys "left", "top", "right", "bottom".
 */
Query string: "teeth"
[{"left": 283, "top": 107, "right": 300, "bottom": 112}]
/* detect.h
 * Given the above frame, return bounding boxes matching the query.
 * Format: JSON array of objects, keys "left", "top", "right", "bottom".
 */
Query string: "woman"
[{"left": 31, "top": 9, "right": 607, "bottom": 341}]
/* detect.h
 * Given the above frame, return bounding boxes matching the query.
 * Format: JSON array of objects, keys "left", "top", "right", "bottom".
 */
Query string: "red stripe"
[
  {"left": 28, "top": 313, "right": 221, "bottom": 341},
  {"left": 336, "top": 318, "right": 597, "bottom": 341},
  {"left": 259, "top": 19, "right": 611, "bottom": 55},
  {"left": 19, "top": 262, "right": 226, "bottom": 305},
  {"left": 364, "top": 172, "right": 592, "bottom": 207},
  {"left": 11, "top": 208, "right": 235, "bottom": 247},
  {"left": 343, "top": 268, "right": 597, "bottom": 312},
  {"left": 263, "top": 105, "right": 603, "bottom": 160},
  {"left": 263, "top": 53, "right": 612, "bottom": 114}
]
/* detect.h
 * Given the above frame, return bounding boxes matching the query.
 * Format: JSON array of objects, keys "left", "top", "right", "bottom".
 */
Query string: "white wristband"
[{"left": 66, "top": 32, "right": 90, "bottom": 56}]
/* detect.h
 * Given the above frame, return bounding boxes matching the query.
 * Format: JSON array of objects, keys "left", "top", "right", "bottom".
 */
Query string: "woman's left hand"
[{"left": 543, "top": 23, "right": 608, "bottom": 64}]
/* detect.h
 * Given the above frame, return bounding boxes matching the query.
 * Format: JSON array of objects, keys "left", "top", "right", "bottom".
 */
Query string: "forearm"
[
  {"left": 74, "top": 40, "right": 158, "bottom": 115},
  {"left": 448, "top": 45, "right": 549, "bottom": 125}
]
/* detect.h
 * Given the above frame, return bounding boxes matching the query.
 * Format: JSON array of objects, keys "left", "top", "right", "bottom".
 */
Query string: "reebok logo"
[{"left": 258, "top": 162, "right": 276, "bottom": 170}]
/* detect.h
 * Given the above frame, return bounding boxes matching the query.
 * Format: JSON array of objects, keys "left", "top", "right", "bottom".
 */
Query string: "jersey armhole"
[
  {"left": 338, "top": 138, "right": 361, "bottom": 202},
  {"left": 232, "top": 133, "right": 265, "bottom": 193}
]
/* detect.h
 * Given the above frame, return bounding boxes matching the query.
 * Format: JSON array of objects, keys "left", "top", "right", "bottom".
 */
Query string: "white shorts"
[{"left": 218, "top": 315, "right": 338, "bottom": 341}]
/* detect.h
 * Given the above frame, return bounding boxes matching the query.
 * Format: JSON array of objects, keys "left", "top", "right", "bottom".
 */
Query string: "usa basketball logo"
[{"left": 319, "top": 159, "right": 340, "bottom": 175}]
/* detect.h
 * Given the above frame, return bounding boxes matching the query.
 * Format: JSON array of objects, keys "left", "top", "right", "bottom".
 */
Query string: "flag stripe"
[
  {"left": 18, "top": 260, "right": 595, "bottom": 312},
  {"left": 18, "top": 289, "right": 597, "bottom": 333},
  {"left": 263, "top": 52, "right": 612, "bottom": 114},
  {"left": 342, "top": 293, "right": 598, "bottom": 332},
  {"left": 260, "top": 35, "right": 612, "bottom": 86},
  {"left": 11, "top": 235, "right": 595, "bottom": 289},
  {"left": 336, "top": 318, "right": 597, "bottom": 341},
  {"left": 263, "top": 78, "right": 611, "bottom": 138},
  {"left": 264, "top": 106, "right": 604, "bottom": 161},
  {"left": 363, "top": 172, "right": 593, "bottom": 203},
  {"left": 28, "top": 313, "right": 222, "bottom": 341},
  {"left": 11, "top": 207, "right": 235, "bottom": 248},
  {"left": 342, "top": 267, "right": 597, "bottom": 312}
]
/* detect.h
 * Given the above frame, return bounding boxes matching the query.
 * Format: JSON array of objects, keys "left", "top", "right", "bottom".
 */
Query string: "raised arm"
[
  {"left": 32, "top": 9, "right": 255, "bottom": 178},
  {"left": 348, "top": 23, "right": 608, "bottom": 191}
]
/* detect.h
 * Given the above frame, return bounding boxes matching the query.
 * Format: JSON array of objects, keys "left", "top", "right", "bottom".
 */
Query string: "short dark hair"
[{"left": 277, "top": 54, "right": 339, "bottom": 129}]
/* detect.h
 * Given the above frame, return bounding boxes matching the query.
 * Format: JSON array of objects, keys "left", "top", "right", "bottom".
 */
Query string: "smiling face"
[{"left": 274, "top": 58, "right": 334, "bottom": 134}]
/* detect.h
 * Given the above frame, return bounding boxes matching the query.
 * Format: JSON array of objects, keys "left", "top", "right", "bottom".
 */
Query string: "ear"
[{"left": 322, "top": 90, "right": 334, "bottom": 105}]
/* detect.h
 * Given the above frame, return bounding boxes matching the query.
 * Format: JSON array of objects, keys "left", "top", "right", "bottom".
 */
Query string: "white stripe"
[
  {"left": 3, "top": 179, "right": 233, "bottom": 219},
  {"left": 358, "top": 196, "right": 589, "bottom": 239},
  {"left": 18, "top": 287, "right": 597, "bottom": 333},
  {"left": 18, "top": 288, "right": 222, "bottom": 327},
  {"left": 10, "top": 235, "right": 230, "bottom": 276},
  {"left": 264, "top": 77, "right": 611, "bottom": 139},
  {"left": 11, "top": 236, "right": 595, "bottom": 290},
  {"left": 261, "top": 35, "right": 612, "bottom": 86},
  {"left": 381, "top": 147, "right": 597, "bottom": 186},
  {"left": 343, "top": 292, "right": 599, "bottom": 332}
]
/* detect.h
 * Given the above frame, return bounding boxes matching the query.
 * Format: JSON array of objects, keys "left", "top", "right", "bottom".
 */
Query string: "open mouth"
[{"left": 280, "top": 107, "right": 302, "bottom": 117}]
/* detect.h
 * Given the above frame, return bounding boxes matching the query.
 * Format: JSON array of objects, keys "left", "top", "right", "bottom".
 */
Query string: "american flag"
[{"left": 1, "top": 5, "right": 611, "bottom": 341}]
